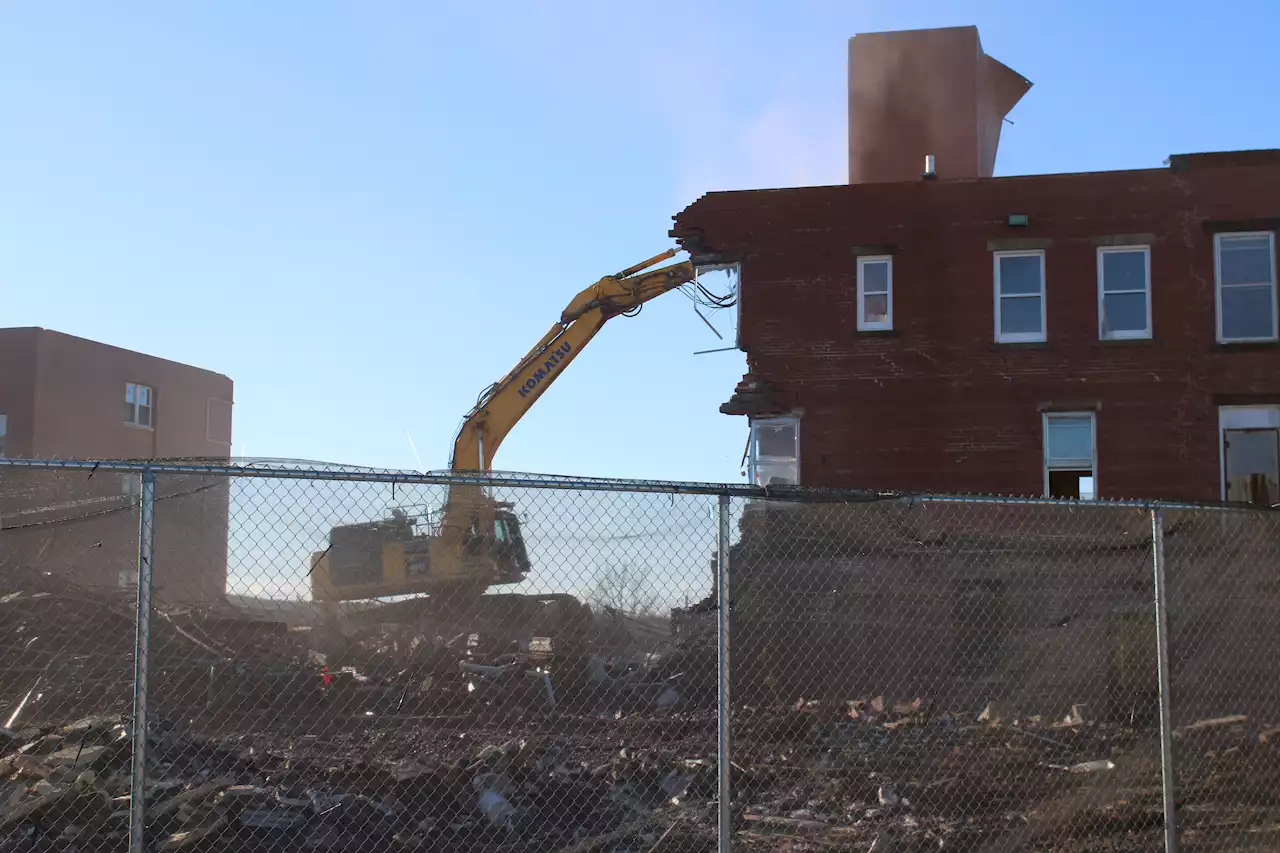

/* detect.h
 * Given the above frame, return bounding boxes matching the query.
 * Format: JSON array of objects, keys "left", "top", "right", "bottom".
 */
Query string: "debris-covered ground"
[
  {"left": 2, "top": 577, "right": 1279, "bottom": 851},
  {"left": 5, "top": 703, "right": 1280, "bottom": 852}
]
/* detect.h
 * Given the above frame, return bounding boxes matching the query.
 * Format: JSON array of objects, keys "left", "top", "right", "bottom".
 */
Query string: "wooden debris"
[
  {"left": 156, "top": 817, "right": 230, "bottom": 852},
  {"left": 1176, "top": 715, "right": 1249, "bottom": 735},
  {"left": 147, "top": 776, "right": 237, "bottom": 821},
  {"left": 0, "top": 786, "right": 74, "bottom": 829},
  {"left": 1, "top": 754, "right": 54, "bottom": 779}
]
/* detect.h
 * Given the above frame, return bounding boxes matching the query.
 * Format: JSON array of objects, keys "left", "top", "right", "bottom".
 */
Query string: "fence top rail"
[{"left": 0, "top": 456, "right": 1272, "bottom": 512}]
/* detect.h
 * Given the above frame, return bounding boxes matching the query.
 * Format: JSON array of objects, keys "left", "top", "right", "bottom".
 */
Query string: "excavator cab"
[{"left": 470, "top": 502, "right": 532, "bottom": 583}]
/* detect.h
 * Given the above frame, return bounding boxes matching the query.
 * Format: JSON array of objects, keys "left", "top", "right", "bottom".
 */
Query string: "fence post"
[
  {"left": 129, "top": 467, "right": 157, "bottom": 853},
  {"left": 716, "top": 493, "right": 732, "bottom": 853},
  {"left": 1151, "top": 504, "right": 1178, "bottom": 853}
]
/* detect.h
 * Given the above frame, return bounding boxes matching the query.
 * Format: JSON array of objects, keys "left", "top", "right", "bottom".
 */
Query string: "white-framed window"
[
  {"left": 856, "top": 256, "right": 893, "bottom": 331},
  {"left": 1098, "top": 246, "right": 1152, "bottom": 339},
  {"left": 1219, "top": 406, "right": 1280, "bottom": 506},
  {"left": 1215, "top": 232, "right": 1277, "bottom": 343},
  {"left": 749, "top": 416, "right": 799, "bottom": 486},
  {"left": 1043, "top": 412, "right": 1096, "bottom": 499},
  {"left": 0, "top": 413, "right": 7, "bottom": 457},
  {"left": 994, "top": 250, "right": 1046, "bottom": 343},
  {"left": 125, "top": 382, "right": 153, "bottom": 428}
]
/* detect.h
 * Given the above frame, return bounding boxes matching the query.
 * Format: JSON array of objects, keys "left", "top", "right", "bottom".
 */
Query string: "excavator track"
[{"left": 348, "top": 591, "right": 593, "bottom": 659}]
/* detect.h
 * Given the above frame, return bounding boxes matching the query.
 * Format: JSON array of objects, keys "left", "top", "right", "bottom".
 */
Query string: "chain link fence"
[{"left": 0, "top": 459, "right": 1277, "bottom": 852}]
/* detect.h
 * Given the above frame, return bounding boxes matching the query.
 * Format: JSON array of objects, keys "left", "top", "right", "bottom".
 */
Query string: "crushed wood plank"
[
  {"left": 0, "top": 754, "right": 54, "bottom": 779},
  {"left": 645, "top": 821, "right": 680, "bottom": 852},
  {"left": 46, "top": 745, "right": 108, "bottom": 769},
  {"left": 156, "top": 816, "right": 230, "bottom": 852},
  {"left": 741, "top": 813, "right": 827, "bottom": 832},
  {"left": 0, "top": 786, "right": 74, "bottom": 829},
  {"left": 148, "top": 776, "right": 237, "bottom": 821},
  {"left": 739, "top": 829, "right": 855, "bottom": 849},
  {"left": 1176, "top": 715, "right": 1249, "bottom": 735}
]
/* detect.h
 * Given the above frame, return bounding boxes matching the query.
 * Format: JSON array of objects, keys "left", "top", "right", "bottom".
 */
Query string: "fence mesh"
[
  {"left": 0, "top": 467, "right": 140, "bottom": 849},
  {"left": 0, "top": 460, "right": 1278, "bottom": 852},
  {"left": 146, "top": 474, "right": 718, "bottom": 852},
  {"left": 729, "top": 497, "right": 1171, "bottom": 852},
  {"left": 1161, "top": 507, "right": 1280, "bottom": 852}
]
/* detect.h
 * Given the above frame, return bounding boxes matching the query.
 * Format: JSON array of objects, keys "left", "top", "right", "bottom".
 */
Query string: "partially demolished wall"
[{"left": 731, "top": 499, "right": 1280, "bottom": 723}]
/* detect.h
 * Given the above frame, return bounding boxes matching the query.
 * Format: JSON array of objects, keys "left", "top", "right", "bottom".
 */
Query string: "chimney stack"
[{"left": 848, "top": 26, "right": 1031, "bottom": 184}]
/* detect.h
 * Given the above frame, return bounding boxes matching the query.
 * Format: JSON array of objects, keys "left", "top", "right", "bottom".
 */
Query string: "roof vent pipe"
[{"left": 923, "top": 154, "right": 937, "bottom": 179}]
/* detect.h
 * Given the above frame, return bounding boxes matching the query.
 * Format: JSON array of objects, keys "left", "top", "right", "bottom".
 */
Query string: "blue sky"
[{"left": 3, "top": 1, "right": 1279, "bottom": 483}]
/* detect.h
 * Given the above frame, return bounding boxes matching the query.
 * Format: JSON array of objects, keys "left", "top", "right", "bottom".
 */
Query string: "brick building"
[
  {"left": 0, "top": 327, "right": 234, "bottom": 602},
  {"left": 674, "top": 26, "right": 1280, "bottom": 505}
]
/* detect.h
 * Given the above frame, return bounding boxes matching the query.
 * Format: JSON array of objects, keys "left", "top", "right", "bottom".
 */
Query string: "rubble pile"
[
  {"left": 0, "top": 574, "right": 317, "bottom": 728},
  {"left": 0, "top": 562, "right": 719, "bottom": 727},
  {"left": 732, "top": 697, "right": 1280, "bottom": 852},
  {"left": 4, "top": 696, "right": 1278, "bottom": 852},
  {"left": 6, "top": 554, "right": 1278, "bottom": 849},
  {"left": 0, "top": 712, "right": 719, "bottom": 852}
]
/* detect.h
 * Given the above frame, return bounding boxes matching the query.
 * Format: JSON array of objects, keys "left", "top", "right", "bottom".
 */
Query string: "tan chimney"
[{"left": 848, "top": 25, "right": 1031, "bottom": 184}]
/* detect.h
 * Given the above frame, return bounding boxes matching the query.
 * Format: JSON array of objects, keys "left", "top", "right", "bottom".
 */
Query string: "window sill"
[
  {"left": 991, "top": 341, "right": 1050, "bottom": 351},
  {"left": 854, "top": 328, "right": 900, "bottom": 338},
  {"left": 124, "top": 422, "right": 155, "bottom": 432},
  {"left": 1213, "top": 340, "right": 1280, "bottom": 352},
  {"left": 1095, "top": 337, "right": 1155, "bottom": 347}
]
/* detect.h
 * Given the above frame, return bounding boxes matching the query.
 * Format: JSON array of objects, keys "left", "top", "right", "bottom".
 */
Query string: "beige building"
[{"left": 0, "top": 327, "right": 234, "bottom": 603}]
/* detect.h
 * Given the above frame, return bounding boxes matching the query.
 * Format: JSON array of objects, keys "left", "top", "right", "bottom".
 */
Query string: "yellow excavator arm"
[
  {"left": 312, "top": 249, "right": 700, "bottom": 610},
  {"left": 450, "top": 249, "right": 696, "bottom": 474}
]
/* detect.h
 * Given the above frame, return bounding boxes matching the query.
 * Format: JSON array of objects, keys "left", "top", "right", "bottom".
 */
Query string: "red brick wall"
[{"left": 673, "top": 159, "right": 1280, "bottom": 501}]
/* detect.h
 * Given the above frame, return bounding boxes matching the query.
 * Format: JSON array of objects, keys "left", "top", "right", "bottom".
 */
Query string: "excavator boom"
[{"left": 451, "top": 250, "right": 695, "bottom": 473}]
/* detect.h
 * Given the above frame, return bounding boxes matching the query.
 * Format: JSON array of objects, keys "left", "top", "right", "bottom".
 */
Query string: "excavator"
[{"left": 308, "top": 249, "right": 723, "bottom": 652}]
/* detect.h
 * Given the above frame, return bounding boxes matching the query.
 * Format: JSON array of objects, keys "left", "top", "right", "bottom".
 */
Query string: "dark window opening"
[
  {"left": 1048, "top": 469, "right": 1094, "bottom": 500},
  {"left": 1224, "top": 428, "right": 1280, "bottom": 506}
]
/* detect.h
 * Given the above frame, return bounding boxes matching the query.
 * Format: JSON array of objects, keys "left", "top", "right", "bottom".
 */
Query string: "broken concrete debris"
[
  {"left": 2, "top": 566, "right": 1275, "bottom": 850},
  {"left": 0, "top": 711, "right": 714, "bottom": 852},
  {"left": 1, "top": 693, "right": 1276, "bottom": 852}
]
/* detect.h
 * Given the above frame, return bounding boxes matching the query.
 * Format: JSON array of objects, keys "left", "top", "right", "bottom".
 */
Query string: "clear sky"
[{"left": 3, "top": 1, "right": 1279, "bottom": 483}]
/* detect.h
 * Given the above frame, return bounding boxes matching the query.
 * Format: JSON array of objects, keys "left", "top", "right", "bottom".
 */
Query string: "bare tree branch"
[{"left": 586, "top": 560, "right": 659, "bottom": 617}]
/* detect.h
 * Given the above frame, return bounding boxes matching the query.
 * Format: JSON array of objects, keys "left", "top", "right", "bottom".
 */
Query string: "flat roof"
[{"left": 0, "top": 326, "right": 232, "bottom": 384}]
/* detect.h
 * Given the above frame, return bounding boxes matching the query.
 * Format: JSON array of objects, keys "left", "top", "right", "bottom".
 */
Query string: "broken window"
[
  {"left": 1098, "top": 246, "right": 1151, "bottom": 339},
  {"left": 1220, "top": 406, "right": 1280, "bottom": 504},
  {"left": 1216, "top": 232, "right": 1277, "bottom": 343},
  {"left": 694, "top": 262, "right": 742, "bottom": 348},
  {"left": 750, "top": 417, "right": 799, "bottom": 487},
  {"left": 857, "top": 256, "right": 893, "bottom": 331},
  {"left": 1223, "top": 429, "right": 1279, "bottom": 506},
  {"left": 995, "top": 251, "right": 1046, "bottom": 343},
  {"left": 1044, "top": 412, "right": 1096, "bottom": 499},
  {"left": 125, "top": 382, "right": 153, "bottom": 428}
]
